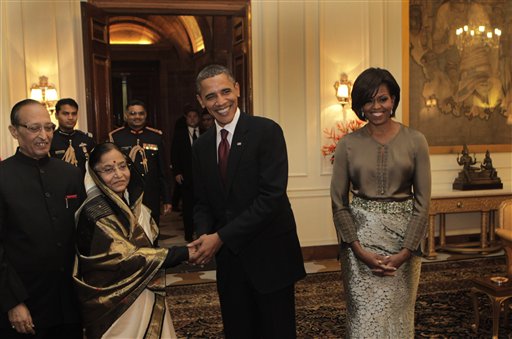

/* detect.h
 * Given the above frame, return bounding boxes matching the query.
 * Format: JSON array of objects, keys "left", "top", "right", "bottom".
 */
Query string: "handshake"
[{"left": 186, "top": 232, "right": 223, "bottom": 265}]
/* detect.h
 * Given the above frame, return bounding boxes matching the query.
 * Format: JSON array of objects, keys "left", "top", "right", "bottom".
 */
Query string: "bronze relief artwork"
[{"left": 406, "top": 0, "right": 512, "bottom": 153}]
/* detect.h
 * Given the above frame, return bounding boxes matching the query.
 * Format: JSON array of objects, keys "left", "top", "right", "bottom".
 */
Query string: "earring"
[
  {"left": 390, "top": 110, "right": 393, "bottom": 116},
  {"left": 361, "top": 111, "right": 365, "bottom": 118}
]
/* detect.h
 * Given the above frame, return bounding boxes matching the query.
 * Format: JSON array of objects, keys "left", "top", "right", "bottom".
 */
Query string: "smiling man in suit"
[{"left": 189, "top": 64, "right": 306, "bottom": 338}]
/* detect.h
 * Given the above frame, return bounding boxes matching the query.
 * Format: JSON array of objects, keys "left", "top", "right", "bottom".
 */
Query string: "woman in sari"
[{"left": 73, "top": 142, "right": 191, "bottom": 338}]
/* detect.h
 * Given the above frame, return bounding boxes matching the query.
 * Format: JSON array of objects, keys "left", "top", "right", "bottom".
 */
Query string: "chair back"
[{"left": 499, "top": 199, "right": 512, "bottom": 230}]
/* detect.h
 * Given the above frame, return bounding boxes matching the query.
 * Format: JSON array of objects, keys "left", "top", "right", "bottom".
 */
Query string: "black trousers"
[
  {"left": 182, "top": 184, "right": 195, "bottom": 242},
  {"left": 0, "top": 323, "right": 82, "bottom": 339},
  {"left": 216, "top": 248, "right": 297, "bottom": 339}
]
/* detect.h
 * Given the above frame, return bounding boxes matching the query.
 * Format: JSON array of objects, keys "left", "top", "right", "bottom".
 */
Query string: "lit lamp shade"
[
  {"left": 336, "top": 84, "right": 349, "bottom": 101},
  {"left": 30, "top": 88, "right": 43, "bottom": 102},
  {"left": 46, "top": 88, "right": 58, "bottom": 101}
]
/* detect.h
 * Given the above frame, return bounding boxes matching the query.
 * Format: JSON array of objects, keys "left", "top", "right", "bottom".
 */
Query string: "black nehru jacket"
[
  {"left": 109, "top": 126, "right": 171, "bottom": 224},
  {"left": 50, "top": 128, "right": 95, "bottom": 176},
  {"left": 0, "top": 150, "right": 85, "bottom": 329}
]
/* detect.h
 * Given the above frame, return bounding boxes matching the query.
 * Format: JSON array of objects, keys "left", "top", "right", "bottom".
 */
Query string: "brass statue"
[{"left": 453, "top": 145, "right": 502, "bottom": 190}]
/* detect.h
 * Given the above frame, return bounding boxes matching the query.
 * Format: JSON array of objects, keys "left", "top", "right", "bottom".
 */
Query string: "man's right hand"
[{"left": 8, "top": 303, "right": 35, "bottom": 334}]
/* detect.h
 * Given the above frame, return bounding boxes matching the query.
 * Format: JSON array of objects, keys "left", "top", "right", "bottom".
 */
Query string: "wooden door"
[
  {"left": 81, "top": 2, "right": 113, "bottom": 143},
  {"left": 232, "top": 12, "right": 252, "bottom": 115}
]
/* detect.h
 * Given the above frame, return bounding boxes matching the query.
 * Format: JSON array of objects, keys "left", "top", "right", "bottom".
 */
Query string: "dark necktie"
[
  {"left": 218, "top": 129, "right": 230, "bottom": 184},
  {"left": 192, "top": 128, "right": 198, "bottom": 142}
]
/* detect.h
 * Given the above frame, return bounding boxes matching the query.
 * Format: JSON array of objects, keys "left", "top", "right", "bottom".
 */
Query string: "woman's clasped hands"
[{"left": 350, "top": 240, "right": 412, "bottom": 277}]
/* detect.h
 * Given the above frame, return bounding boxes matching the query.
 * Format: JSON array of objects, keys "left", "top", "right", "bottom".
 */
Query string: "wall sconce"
[
  {"left": 334, "top": 73, "right": 352, "bottom": 107},
  {"left": 30, "top": 75, "right": 58, "bottom": 114}
]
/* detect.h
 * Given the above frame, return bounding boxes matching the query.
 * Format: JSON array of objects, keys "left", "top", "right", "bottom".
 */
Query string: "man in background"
[
  {"left": 0, "top": 99, "right": 84, "bottom": 338},
  {"left": 50, "top": 98, "right": 95, "bottom": 176},
  {"left": 171, "top": 106, "right": 201, "bottom": 241},
  {"left": 200, "top": 109, "right": 215, "bottom": 133},
  {"left": 189, "top": 65, "right": 306, "bottom": 338},
  {"left": 109, "top": 99, "right": 172, "bottom": 224}
]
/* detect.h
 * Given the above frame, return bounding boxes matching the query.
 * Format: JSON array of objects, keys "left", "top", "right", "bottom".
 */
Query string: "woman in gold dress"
[
  {"left": 331, "top": 68, "right": 431, "bottom": 338},
  {"left": 73, "top": 142, "right": 191, "bottom": 338}
]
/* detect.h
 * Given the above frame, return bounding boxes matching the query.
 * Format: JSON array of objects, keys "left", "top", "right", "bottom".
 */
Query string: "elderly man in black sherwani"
[
  {"left": 0, "top": 99, "right": 84, "bottom": 339},
  {"left": 189, "top": 64, "right": 306, "bottom": 339}
]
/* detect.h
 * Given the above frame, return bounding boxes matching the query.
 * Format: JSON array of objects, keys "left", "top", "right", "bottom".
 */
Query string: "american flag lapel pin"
[{"left": 65, "top": 194, "right": 78, "bottom": 208}]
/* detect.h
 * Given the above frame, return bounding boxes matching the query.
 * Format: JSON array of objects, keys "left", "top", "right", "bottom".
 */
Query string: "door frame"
[{"left": 87, "top": 0, "right": 253, "bottom": 115}]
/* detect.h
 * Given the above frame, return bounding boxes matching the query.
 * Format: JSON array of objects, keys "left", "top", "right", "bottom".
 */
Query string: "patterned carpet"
[{"left": 167, "top": 256, "right": 510, "bottom": 338}]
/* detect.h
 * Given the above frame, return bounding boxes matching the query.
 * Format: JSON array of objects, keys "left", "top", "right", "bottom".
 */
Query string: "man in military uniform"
[
  {"left": 109, "top": 99, "right": 172, "bottom": 225},
  {"left": 50, "top": 98, "right": 95, "bottom": 176}
]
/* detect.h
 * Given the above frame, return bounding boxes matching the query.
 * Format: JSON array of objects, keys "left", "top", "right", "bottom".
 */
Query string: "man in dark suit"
[
  {"left": 109, "top": 99, "right": 172, "bottom": 225},
  {"left": 171, "top": 106, "right": 200, "bottom": 241},
  {"left": 0, "top": 99, "right": 84, "bottom": 338},
  {"left": 189, "top": 64, "right": 306, "bottom": 338}
]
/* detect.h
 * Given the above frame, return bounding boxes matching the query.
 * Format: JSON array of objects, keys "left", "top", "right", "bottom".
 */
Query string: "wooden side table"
[
  {"left": 471, "top": 277, "right": 512, "bottom": 339},
  {"left": 425, "top": 190, "right": 512, "bottom": 260}
]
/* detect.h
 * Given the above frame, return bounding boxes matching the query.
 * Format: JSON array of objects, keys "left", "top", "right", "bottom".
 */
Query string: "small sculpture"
[
  {"left": 453, "top": 145, "right": 502, "bottom": 190},
  {"left": 481, "top": 150, "right": 498, "bottom": 179}
]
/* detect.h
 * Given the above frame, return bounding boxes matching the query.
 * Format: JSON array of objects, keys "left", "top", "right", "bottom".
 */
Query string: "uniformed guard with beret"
[
  {"left": 50, "top": 98, "right": 95, "bottom": 176},
  {"left": 109, "top": 99, "right": 172, "bottom": 225}
]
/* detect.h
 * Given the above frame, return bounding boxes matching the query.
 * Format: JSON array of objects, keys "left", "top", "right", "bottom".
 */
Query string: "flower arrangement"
[{"left": 322, "top": 119, "right": 366, "bottom": 164}]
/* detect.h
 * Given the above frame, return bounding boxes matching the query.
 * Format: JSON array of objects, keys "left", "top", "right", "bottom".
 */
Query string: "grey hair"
[{"left": 195, "top": 64, "right": 236, "bottom": 93}]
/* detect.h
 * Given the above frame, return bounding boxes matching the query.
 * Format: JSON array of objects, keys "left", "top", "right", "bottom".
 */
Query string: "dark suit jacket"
[
  {"left": 171, "top": 127, "right": 194, "bottom": 188},
  {"left": 0, "top": 150, "right": 85, "bottom": 328},
  {"left": 192, "top": 113, "right": 306, "bottom": 294}
]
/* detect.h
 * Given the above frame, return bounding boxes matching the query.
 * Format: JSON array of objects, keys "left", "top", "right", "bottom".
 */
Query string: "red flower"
[{"left": 322, "top": 119, "right": 365, "bottom": 164}]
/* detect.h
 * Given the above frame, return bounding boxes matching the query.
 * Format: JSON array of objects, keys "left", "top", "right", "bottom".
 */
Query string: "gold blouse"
[{"left": 330, "top": 124, "right": 431, "bottom": 251}]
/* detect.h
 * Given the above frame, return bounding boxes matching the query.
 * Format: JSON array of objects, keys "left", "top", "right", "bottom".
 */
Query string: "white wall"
[
  {"left": 0, "top": 0, "right": 86, "bottom": 159},
  {"left": 251, "top": 0, "right": 512, "bottom": 246},
  {"left": 1, "top": 0, "right": 510, "bottom": 246}
]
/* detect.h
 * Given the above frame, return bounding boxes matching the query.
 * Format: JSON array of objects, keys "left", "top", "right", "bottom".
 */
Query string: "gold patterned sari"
[{"left": 73, "top": 166, "right": 174, "bottom": 339}]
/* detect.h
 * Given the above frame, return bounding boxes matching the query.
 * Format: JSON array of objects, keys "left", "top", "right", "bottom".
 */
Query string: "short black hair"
[
  {"left": 196, "top": 64, "right": 235, "bottom": 94},
  {"left": 55, "top": 98, "right": 79, "bottom": 114},
  {"left": 351, "top": 67, "right": 400, "bottom": 121},
  {"left": 126, "top": 99, "right": 146, "bottom": 111},
  {"left": 89, "top": 142, "right": 125, "bottom": 170},
  {"left": 10, "top": 99, "right": 44, "bottom": 125},
  {"left": 183, "top": 103, "right": 200, "bottom": 116}
]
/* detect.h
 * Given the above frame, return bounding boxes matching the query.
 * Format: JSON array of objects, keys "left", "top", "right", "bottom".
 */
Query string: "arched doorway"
[{"left": 81, "top": 0, "right": 252, "bottom": 147}]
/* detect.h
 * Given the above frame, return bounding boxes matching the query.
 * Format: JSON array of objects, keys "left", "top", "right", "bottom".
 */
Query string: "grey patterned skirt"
[{"left": 340, "top": 196, "right": 421, "bottom": 339}]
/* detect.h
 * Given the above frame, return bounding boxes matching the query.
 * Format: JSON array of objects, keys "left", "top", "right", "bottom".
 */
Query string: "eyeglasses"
[
  {"left": 17, "top": 123, "right": 56, "bottom": 133},
  {"left": 128, "top": 111, "right": 146, "bottom": 116},
  {"left": 95, "top": 162, "right": 130, "bottom": 175}
]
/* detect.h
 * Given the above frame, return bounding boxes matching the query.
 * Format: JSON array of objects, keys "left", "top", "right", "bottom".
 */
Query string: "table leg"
[
  {"left": 439, "top": 214, "right": 446, "bottom": 247},
  {"left": 426, "top": 214, "right": 437, "bottom": 259},
  {"left": 489, "top": 210, "right": 496, "bottom": 243},
  {"left": 481, "top": 211, "right": 489, "bottom": 249},
  {"left": 481, "top": 294, "right": 512, "bottom": 339},
  {"left": 491, "top": 298, "right": 501, "bottom": 339}
]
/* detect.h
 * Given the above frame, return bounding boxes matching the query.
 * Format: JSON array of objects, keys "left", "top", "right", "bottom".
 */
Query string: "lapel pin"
[{"left": 237, "top": 142, "right": 242, "bottom": 146}]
